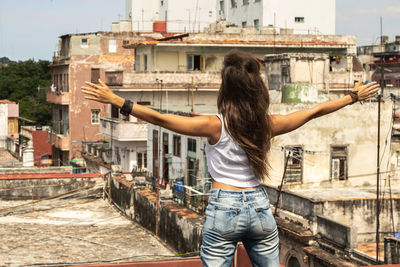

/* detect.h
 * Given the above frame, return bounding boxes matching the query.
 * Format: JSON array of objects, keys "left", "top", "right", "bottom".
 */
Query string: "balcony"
[
  {"left": 48, "top": 120, "right": 70, "bottom": 151},
  {"left": 122, "top": 71, "right": 221, "bottom": 88},
  {"left": 48, "top": 131, "right": 70, "bottom": 151},
  {"left": 46, "top": 88, "right": 70, "bottom": 105},
  {"left": 100, "top": 117, "right": 147, "bottom": 141}
]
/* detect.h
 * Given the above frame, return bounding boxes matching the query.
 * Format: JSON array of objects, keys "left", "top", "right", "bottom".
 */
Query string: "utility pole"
[
  {"left": 155, "top": 78, "right": 163, "bottom": 237},
  {"left": 376, "top": 16, "right": 384, "bottom": 264}
]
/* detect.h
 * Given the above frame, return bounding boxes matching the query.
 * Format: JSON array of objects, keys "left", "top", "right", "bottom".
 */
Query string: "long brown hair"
[{"left": 217, "top": 50, "right": 272, "bottom": 181}]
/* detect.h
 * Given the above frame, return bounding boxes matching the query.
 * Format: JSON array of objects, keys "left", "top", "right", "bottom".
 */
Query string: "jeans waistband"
[{"left": 210, "top": 187, "right": 268, "bottom": 200}]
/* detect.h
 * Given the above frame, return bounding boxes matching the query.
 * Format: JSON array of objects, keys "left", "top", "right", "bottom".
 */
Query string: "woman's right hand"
[{"left": 81, "top": 79, "right": 118, "bottom": 104}]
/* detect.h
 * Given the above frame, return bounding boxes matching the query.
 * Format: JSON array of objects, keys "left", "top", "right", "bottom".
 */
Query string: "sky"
[{"left": 0, "top": 0, "right": 399, "bottom": 61}]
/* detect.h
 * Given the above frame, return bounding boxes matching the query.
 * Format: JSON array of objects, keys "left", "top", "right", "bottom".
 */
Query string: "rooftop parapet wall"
[
  {"left": 0, "top": 175, "right": 103, "bottom": 200},
  {"left": 317, "top": 215, "right": 357, "bottom": 249},
  {"left": 121, "top": 71, "right": 267, "bottom": 88},
  {"left": 0, "top": 166, "right": 73, "bottom": 174},
  {"left": 186, "top": 33, "right": 357, "bottom": 46},
  {"left": 122, "top": 71, "right": 222, "bottom": 87},
  {"left": 265, "top": 185, "right": 400, "bottom": 242}
]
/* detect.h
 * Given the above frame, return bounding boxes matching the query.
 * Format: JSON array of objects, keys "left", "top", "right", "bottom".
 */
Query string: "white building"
[
  {"left": 126, "top": 0, "right": 217, "bottom": 33},
  {"left": 126, "top": 0, "right": 335, "bottom": 34},
  {"left": 223, "top": 0, "right": 335, "bottom": 34}
]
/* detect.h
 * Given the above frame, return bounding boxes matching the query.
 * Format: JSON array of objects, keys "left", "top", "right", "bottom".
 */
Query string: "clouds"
[
  {"left": 336, "top": 0, "right": 400, "bottom": 46},
  {"left": 386, "top": 5, "right": 400, "bottom": 16}
]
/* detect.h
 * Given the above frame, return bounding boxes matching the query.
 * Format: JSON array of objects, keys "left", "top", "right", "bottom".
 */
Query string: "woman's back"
[{"left": 205, "top": 114, "right": 261, "bottom": 188}]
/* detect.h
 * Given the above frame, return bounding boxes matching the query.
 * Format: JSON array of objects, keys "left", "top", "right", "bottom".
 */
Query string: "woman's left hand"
[
  {"left": 352, "top": 80, "right": 380, "bottom": 101},
  {"left": 81, "top": 79, "right": 117, "bottom": 104}
]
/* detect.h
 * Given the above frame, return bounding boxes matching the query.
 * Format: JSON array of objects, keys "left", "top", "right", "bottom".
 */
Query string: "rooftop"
[
  {"left": 0, "top": 99, "right": 16, "bottom": 104},
  {"left": 124, "top": 32, "right": 356, "bottom": 49},
  {"left": 288, "top": 184, "right": 400, "bottom": 201},
  {"left": 0, "top": 198, "right": 174, "bottom": 266}
]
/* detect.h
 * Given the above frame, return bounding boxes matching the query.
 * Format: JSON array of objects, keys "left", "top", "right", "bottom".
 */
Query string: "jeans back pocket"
[
  {"left": 213, "top": 205, "right": 240, "bottom": 235},
  {"left": 255, "top": 207, "right": 277, "bottom": 233}
]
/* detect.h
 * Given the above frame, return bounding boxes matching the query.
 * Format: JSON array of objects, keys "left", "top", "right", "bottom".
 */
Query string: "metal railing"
[
  {"left": 51, "top": 120, "right": 69, "bottom": 136},
  {"left": 171, "top": 178, "right": 211, "bottom": 215}
]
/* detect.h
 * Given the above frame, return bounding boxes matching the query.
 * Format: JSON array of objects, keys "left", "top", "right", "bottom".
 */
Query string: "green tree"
[{"left": 0, "top": 58, "right": 52, "bottom": 125}]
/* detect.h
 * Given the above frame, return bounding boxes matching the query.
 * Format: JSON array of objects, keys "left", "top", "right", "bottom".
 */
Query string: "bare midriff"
[{"left": 211, "top": 178, "right": 262, "bottom": 190}]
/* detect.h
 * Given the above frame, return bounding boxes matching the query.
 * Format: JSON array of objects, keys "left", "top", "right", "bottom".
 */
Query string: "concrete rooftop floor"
[
  {"left": 0, "top": 198, "right": 175, "bottom": 266},
  {"left": 289, "top": 184, "right": 400, "bottom": 201}
]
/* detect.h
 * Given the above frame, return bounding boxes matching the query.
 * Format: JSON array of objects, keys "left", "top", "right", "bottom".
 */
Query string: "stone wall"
[
  {"left": 107, "top": 174, "right": 204, "bottom": 254},
  {"left": 0, "top": 176, "right": 103, "bottom": 200}
]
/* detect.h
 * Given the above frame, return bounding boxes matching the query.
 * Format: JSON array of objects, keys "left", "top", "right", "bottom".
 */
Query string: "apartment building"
[
  {"left": 91, "top": 25, "right": 361, "bottom": 179},
  {"left": 125, "top": 0, "right": 335, "bottom": 34},
  {"left": 47, "top": 28, "right": 142, "bottom": 168}
]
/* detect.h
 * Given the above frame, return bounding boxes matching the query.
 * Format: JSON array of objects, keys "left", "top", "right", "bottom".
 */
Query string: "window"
[
  {"left": 135, "top": 54, "right": 140, "bottom": 71},
  {"left": 81, "top": 38, "right": 88, "bottom": 48},
  {"left": 294, "top": 17, "right": 304, "bottom": 23},
  {"left": 109, "top": 39, "right": 117, "bottom": 53},
  {"left": 187, "top": 54, "right": 204, "bottom": 71},
  {"left": 105, "top": 71, "right": 123, "bottom": 86},
  {"left": 284, "top": 146, "right": 303, "bottom": 183},
  {"left": 64, "top": 73, "right": 69, "bottom": 92},
  {"left": 91, "top": 109, "right": 100, "bottom": 124},
  {"left": 91, "top": 68, "right": 100, "bottom": 83},
  {"left": 188, "top": 138, "right": 197, "bottom": 153},
  {"left": 111, "top": 105, "right": 119, "bottom": 119},
  {"left": 160, "top": 0, "right": 164, "bottom": 6},
  {"left": 137, "top": 101, "right": 151, "bottom": 105},
  {"left": 231, "top": 0, "right": 237, "bottom": 8},
  {"left": 331, "top": 146, "right": 348, "bottom": 180},
  {"left": 173, "top": 135, "right": 181, "bottom": 157},
  {"left": 242, "top": 21, "right": 247, "bottom": 28},
  {"left": 220, "top": 0, "right": 225, "bottom": 11},
  {"left": 281, "top": 66, "right": 290, "bottom": 84},
  {"left": 243, "top": 0, "right": 249, "bottom": 5},
  {"left": 144, "top": 54, "right": 148, "bottom": 71},
  {"left": 137, "top": 152, "right": 147, "bottom": 169},
  {"left": 153, "top": 130, "right": 159, "bottom": 177},
  {"left": 254, "top": 19, "right": 260, "bottom": 31}
]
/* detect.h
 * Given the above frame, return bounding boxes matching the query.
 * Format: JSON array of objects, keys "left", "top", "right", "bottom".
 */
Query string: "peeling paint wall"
[
  {"left": 321, "top": 198, "right": 400, "bottom": 242},
  {"left": 50, "top": 32, "right": 138, "bottom": 162},
  {"left": 268, "top": 101, "right": 393, "bottom": 188},
  {"left": 282, "top": 84, "right": 318, "bottom": 103}
]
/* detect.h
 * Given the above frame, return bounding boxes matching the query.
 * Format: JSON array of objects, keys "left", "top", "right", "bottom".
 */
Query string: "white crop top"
[{"left": 205, "top": 114, "right": 261, "bottom": 188}]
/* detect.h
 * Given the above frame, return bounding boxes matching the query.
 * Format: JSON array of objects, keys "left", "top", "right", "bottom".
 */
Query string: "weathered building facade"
[
  {"left": 93, "top": 28, "right": 359, "bottom": 174},
  {"left": 47, "top": 31, "right": 142, "bottom": 168}
]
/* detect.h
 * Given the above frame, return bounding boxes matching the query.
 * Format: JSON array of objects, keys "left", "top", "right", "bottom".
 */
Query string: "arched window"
[{"left": 288, "top": 256, "right": 301, "bottom": 267}]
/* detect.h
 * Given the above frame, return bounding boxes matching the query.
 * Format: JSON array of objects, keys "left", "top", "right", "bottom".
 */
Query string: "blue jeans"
[{"left": 200, "top": 187, "right": 279, "bottom": 267}]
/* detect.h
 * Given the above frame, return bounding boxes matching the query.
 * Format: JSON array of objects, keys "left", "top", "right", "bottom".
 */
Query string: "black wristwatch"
[
  {"left": 120, "top": 99, "right": 134, "bottom": 116},
  {"left": 348, "top": 91, "right": 359, "bottom": 104}
]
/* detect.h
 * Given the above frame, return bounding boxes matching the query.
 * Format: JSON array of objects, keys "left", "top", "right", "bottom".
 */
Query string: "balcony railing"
[
  {"left": 122, "top": 71, "right": 221, "bottom": 87},
  {"left": 47, "top": 131, "right": 70, "bottom": 151},
  {"left": 100, "top": 117, "right": 147, "bottom": 141},
  {"left": 46, "top": 89, "right": 70, "bottom": 105},
  {"left": 51, "top": 120, "right": 69, "bottom": 136}
]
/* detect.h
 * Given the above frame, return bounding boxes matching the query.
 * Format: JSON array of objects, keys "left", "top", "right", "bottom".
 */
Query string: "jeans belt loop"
[
  {"left": 242, "top": 190, "right": 247, "bottom": 202},
  {"left": 261, "top": 186, "right": 268, "bottom": 198},
  {"left": 216, "top": 188, "right": 221, "bottom": 201}
]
